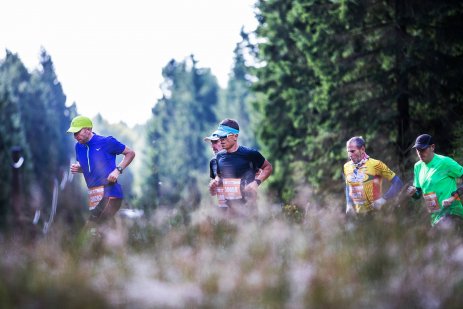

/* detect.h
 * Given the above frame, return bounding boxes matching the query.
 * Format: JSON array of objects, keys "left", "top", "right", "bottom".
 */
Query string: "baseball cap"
[
  {"left": 412, "top": 134, "right": 434, "bottom": 150},
  {"left": 203, "top": 130, "right": 220, "bottom": 142},
  {"left": 67, "top": 116, "right": 93, "bottom": 133}
]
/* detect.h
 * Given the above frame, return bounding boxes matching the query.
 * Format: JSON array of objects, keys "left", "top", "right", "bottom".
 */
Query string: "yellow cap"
[{"left": 67, "top": 116, "right": 93, "bottom": 133}]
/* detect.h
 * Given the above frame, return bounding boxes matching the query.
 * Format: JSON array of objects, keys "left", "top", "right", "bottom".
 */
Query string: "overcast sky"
[{"left": 0, "top": 0, "right": 258, "bottom": 126}]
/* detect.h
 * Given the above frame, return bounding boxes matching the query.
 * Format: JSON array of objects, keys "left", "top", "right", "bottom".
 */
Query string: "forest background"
[
  {"left": 2, "top": 0, "right": 463, "bottom": 221},
  {"left": 2, "top": 1, "right": 463, "bottom": 307}
]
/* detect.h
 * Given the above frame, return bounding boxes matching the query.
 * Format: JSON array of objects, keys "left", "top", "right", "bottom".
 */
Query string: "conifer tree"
[
  {"left": 141, "top": 56, "right": 219, "bottom": 209},
  {"left": 251, "top": 0, "right": 463, "bottom": 202},
  {"left": 217, "top": 35, "right": 256, "bottom": 147}
]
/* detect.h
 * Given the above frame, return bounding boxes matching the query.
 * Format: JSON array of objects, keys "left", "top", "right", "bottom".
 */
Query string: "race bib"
[
  {"left": 349, "top": 183, "right": 366, "bottom": 205},
  {"left": 423, "top": 192, "right": 440, "bottom": 213},
  {"left": 88, "top": 186, "right": 104, "bottom": 210},
  {"left": 216, "top": 186, "right": 228, "bottom": 208},
  {"left": 223, "top": 178, "right": 242, "bottom": 200}
]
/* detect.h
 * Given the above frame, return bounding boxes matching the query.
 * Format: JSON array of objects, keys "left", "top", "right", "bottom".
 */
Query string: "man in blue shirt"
[{"left": 67, "top": 115, "right": 135, "bottom": 225}]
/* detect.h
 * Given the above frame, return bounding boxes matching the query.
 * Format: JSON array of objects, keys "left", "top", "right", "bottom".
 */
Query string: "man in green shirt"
[{"left": 407, "top": 134, "right": 463, "bottom": 226}]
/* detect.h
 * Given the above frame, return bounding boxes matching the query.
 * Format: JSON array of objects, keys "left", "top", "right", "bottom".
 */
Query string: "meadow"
[{"left": 1, "top": 197, "right": 463, "bottom": 309}]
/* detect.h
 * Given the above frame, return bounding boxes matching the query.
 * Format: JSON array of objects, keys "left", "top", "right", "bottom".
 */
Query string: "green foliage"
[
  {"left": 282, "top": 204, "right": 305, "bottom": 224},
  {"left": 0, "top": 49, "right": 83, "bottom": 229},
  {"left": 141, "top": 56, "right": 219, "bottom": 210},
  {"left": 0, "top": 51, "right": 34, "bottom": 223},
  {"left": 251, "top": 0, "right": 463, "bottom": 202},
  {"left": 27, "top": 49, "right": 75, "bottom": 200},
  {"left": 216, "top": 35, "right": 257, "bottom": 147}
]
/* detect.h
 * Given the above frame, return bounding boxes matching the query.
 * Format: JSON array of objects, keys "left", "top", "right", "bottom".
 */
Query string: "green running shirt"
[{"left": 413, "top": 153, "right": 463, "bottom": 225}]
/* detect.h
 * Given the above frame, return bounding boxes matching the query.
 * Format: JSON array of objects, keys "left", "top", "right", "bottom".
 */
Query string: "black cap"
[{"left": 412, "top": 134, "right": 434, "bottom": 150}]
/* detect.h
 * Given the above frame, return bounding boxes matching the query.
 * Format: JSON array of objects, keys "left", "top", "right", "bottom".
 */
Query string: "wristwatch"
[
  {"left": 116, "top": 166, "right": 123, "bottom": 174},
  {"left": 254, "top": 179, "right": 262, "bottom": 186}
]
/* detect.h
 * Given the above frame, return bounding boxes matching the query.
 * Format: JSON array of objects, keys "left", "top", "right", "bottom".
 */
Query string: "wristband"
[
  {"left": 412, "top": 188, "right": 422, "bottom": 200},
  {"left": 116, "top": 166, "right": 123, "bottom": 174},
  {"left": 254, "top": 179, "right": 262, "bottom": 186}
]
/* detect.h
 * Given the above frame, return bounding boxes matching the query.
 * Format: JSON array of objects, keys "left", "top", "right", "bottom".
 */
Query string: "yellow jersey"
[{"left": 343, "top": 158, "right": 395, "bottom": 213}]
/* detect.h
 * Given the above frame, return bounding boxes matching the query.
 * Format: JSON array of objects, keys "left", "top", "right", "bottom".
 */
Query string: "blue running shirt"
[{"left": 75, "top": 134, "right": 126, "bottom": 198}]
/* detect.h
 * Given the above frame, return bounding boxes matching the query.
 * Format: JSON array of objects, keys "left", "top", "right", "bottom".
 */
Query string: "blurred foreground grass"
[{"left": 1, "top": 201, "right": 463, "bottom": 308}]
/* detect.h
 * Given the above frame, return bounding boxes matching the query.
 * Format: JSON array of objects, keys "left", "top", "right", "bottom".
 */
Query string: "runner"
[
  {"left": 203, "top": 130, "right": 227, "bottom": 208},
  {"left": 67, "top": 115, "right": 135, "bottom": 227},
  {"left": 208, "top": 119, "right": 272, "bottom": 216},
  {"left": 406, "top": 134, "right": 463, "bottom": 227},
  {"left": 343, "top": 136, "right": 403, "bottom": 215},
  {"left": 204, "top": 129, "right": 222, "bottom": 181}
]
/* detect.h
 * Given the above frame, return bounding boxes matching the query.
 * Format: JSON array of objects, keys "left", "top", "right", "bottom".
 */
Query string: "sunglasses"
[{"left": 218, "top": 133, "right": 234, "bottom": 140}]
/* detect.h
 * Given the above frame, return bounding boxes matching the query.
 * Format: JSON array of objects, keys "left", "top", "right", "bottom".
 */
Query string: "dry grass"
[{"left": 1, "top": 198, "right": 463, "bottom": 308}]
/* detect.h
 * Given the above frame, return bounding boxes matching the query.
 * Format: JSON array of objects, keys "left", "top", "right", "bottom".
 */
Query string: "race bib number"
[
  {"left": 423, "top": 192, "right": 440, "bottom": 213},
  {"left": 88, "top": 186, "right": 104, "bottom": 210},
  {"left": 223, "top": 178, "right": 242, "bottom": 200},
  {"left": 216, "top": 186, "right": 228, "bottom": 208},
  {"left": 349, "top": 183, "right": 366, "bottom": 205}
]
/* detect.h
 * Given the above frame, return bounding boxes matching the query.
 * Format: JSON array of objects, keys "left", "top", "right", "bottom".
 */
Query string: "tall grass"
[{"left": 1, "top": 197, "right": 463, "bottom": 308}]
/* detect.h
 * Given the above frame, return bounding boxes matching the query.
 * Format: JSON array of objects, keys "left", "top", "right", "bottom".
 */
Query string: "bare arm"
[
  {"left": 245, "top": 160, "right": 273, "bottom": 192},
  {"left": 107, "top": 146, "right": 136, "bottom": 183},
  {"left": 119, "top": 146, "right": 136, "bottom": 170},
  {"left": 256, "top": 160, "right": 272, "bottom": 183}
]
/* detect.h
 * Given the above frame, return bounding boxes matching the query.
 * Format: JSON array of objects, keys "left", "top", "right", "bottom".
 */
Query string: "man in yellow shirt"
[{"left": 343, "top": 136, "right": 403, "bottom": 215}]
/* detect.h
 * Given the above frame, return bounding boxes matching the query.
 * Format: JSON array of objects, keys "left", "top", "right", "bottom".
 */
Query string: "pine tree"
[
  {"left": 141, "top": 56, "right": 219, "bottom": 210},
  {"left": 0, "top": 50, "right": 84, "bottom": 229},
  {"left": 217, "top": 34, "right": 257, "bottom": 147},
  {"left": 0, "top": 51, "right": 35, "bottom": 224},
  {"left": 251, "top": 0, "right": 463, "bottom": 202}
]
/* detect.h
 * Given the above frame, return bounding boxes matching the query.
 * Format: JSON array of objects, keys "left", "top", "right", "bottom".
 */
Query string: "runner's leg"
[{"left": 96, "top": 198, "right": 122, "bottom": 224}]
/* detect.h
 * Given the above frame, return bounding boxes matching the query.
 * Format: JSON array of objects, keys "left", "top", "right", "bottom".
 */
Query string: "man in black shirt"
[
  {"left": 204, "top": 130, "right": 227, "bottom": 208},
  {"left": 209, "top": 119, "right": 272, "bottom": 215},
  {"left": 204, "top": 130, "right": 222, "bottom": 180}
]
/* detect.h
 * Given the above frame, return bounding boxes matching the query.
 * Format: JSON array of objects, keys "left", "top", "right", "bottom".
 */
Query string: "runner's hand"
[
  {"left": 209, "top": 179, "right": 218, "bottom": 196},
  {"left": 442, "top": 196, "right": 456, "bottom": 207},
  {"left": 406, "top": 186, "right": 417, "bottom": 196},
  {"left": 244, "top": 181, "right": 258, "bottom": 203},
  {"left": 372, "top": 197, "right": 386, "bottom": 210},
  {"left": 244, "top": 181, "right": 259, "bottom": 194},
  {"left": 107, "top": 169, "right": 120, "bottom": 183},
  {"left": 346, "top": 204, "right": 356, "bottom": 216},
  {"left": 70, "top": 162, "right": 82, "bottom": 174}
]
